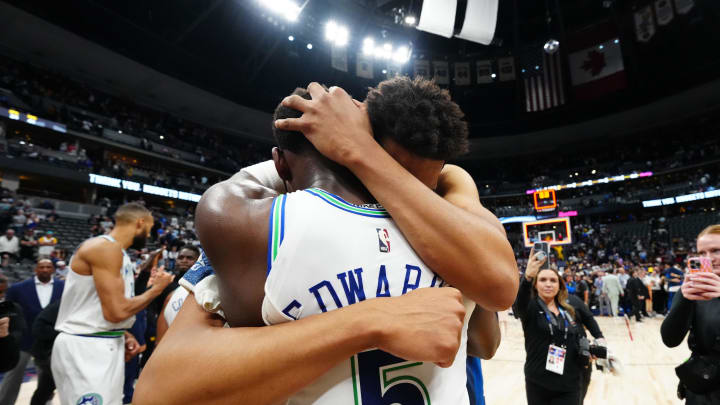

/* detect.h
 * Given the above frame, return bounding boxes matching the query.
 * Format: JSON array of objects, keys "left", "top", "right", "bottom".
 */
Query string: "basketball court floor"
[{"left": 16, "top": 311, "right": 689, "bottom": 404}]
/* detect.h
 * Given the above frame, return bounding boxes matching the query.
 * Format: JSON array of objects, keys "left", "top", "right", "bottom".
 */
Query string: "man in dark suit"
[
  {"left": 627, "top": 268, "right": 649, "bottom": 322},
  {"left": 0, "top": 259, "right": 64, "bottom": 405}
]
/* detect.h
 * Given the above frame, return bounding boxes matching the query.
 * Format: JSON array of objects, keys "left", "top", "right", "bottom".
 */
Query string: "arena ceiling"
[{"left": 4, "top": 0, "right": 720, "bottom": 139}]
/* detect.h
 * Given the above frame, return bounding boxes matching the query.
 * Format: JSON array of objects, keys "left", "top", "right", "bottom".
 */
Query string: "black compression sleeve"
[{"left": 660, "top": 290, "right": 694, "bottom": 348}]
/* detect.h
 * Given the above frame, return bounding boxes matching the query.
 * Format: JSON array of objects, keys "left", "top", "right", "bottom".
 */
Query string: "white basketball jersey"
[
  {"left": 55, "top": 235, "right": 136, "bottom": 335},
  {"left": 262, "top": 188, "right": 473, "bottom": 405},
  {"left": 163, "top": 286, "right": 189, "bottom": 326}
]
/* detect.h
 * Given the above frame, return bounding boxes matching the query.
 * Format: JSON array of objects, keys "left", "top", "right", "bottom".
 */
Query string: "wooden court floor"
[
  {"left": 483, "top": 312, "right": 691, "bottom": 405},
  {"left": 18, "top": 312, "right": 690, "bottom": 404}
]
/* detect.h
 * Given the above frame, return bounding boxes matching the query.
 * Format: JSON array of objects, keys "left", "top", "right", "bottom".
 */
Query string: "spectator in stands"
[
  {"left": 627, "top": 269, "right": 649, "bottom": 322},
  {"left": 0, "top": 259, "right": 64, "bottom": 405},
  {"left": 0, "top": 229, "right": 19, "bottom": 267},
  {"left": 30, "top": 300, "right": 60, "bottom": 405},
  {"left": 564, "top": 274, "right": 576, "bottom": 296},
  {"left": 19, "top": 228, "right": 37, "bottom": 262},
  {"left": 574, "top": 273, "right": 590, "bottom": 305},
  {"left": 594, "top": 271, "right": 610, "bottom": 316},
  {"left": 11, "top": 210, "right": 25, "bottom": 233},
  {"left": 100, "top": 216, "right": 114, "bottom": 232},
  {"left": 0, "top": 274, "right": 26, "bottom": 373},
  {"left": 54, "top": 261, "right": 68, "bottom": 280},
  {"left": 617, "top": 267, "right": 630, "bottom": 289},
  {"left": 46, "top": 209, "right": 60, "bottom": 223},
  {"left": 643, "top": 268, "right": 657, "bottom": 316},
  {"left": 154, "top": 246, "right": 200, "bottom": 342},
  {"left": 25, "top": 213, "right": 39, "bottom": 230},
  {"left": 37, "top": 231, "right": 58, "bottom": 257},
  {"left": 665, "top": 262, "right": 685, "bottom": 311},
  {"left": 165, "top": 245, "right": 178, "bottom": 271},
  {"left": 653, "top": 266, "right": 668, "bottom": 315},
  {"left": 602, "top": 268, "right": 624, "bottom": 317},
  {"left": 661, "top": 225, "right": 720, "bottom": 403}
]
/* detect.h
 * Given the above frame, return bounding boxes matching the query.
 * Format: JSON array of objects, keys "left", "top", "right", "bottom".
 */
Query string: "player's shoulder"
[
  {"left": 199, "top": 178, "right": 274, "bottom": 216},
  {"left": 75, "top": 237, "right": 123, "bottom": 262},
  {"left": 196, "top": 179, "right": 274, "bottom": 251}
]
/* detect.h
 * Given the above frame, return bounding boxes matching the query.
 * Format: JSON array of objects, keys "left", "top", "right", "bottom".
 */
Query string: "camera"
[{"left": 578, "top": 337, "right": 607, "bottom": 364}]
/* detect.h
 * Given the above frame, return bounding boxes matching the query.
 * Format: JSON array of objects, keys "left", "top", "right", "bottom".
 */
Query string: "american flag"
[{"left": 521, "top": 47, "right": 566, "bottom": 112}]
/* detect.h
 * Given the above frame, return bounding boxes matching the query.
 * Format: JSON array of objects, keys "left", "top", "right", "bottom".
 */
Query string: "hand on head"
[{"left": 274, "top": 83, "right": 375, "bottom": 166}]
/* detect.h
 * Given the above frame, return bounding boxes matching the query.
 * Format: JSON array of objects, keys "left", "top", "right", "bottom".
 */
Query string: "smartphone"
[
  {"left": 687, "top": 257, "right": 712, "bottom": 273},
  {"left": 534, "top": 242, "right": 550, "bottom": 270}
]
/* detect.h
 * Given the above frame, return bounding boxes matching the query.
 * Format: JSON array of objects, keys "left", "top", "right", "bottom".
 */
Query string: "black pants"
[
  {"left": 579, "top": 365, "right": 592, "bottom": 404},
  {"left": 632, "top": 296, "right": 646, "bottom": 321},
  {"left": 526, "top": 379, "right": 580, "bottom": 405},
  {"left": 30, "top": 357, "right": 55, "bottom": 405},
  {"left": 652, "top": 290, "right": 667, "bottom": 314}
]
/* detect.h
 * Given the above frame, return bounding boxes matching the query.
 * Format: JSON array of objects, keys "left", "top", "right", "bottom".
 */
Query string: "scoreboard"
[{"left": 533, "top": 189, "right": 557, "bottom": 212}]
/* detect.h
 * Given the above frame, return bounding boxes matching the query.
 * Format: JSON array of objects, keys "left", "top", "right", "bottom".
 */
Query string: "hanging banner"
[
  {"left": 654, "top": 0, "right": 674, "bottom": 26},
  {"left": 356, "top": 53, "right": 373, "bottom": 79},
  {"left": 454, "top": 62, "right": 471, "bottom": 85},
  {"left": 476, "top": 60, "right": 493, "bottom": 83},
  {"left": 330, "top": 46, "right": 348, "bottom": 72},
  {"left": 433, "top": 61, "right": 450, "bottom": 85},
  {"left": 414, "top": 59, "right": 430, "bottom": 78},
  {"left": 498, "top": 57, "right": 516, "bottom": 81},
  {"left": 634, "top": 6, "right": 656, "bottom": 43},
  {"left": 674, "top": 0, "right": 694, "bottom": 15}
]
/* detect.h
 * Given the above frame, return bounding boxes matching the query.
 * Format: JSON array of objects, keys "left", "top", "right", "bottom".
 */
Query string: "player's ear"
[{"left": 272, "top": 147, "right": 292, "bottom": 182}]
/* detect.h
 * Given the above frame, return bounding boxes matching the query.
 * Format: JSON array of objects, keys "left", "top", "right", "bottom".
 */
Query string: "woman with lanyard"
[{"left": 515, "top": 248, "right": 583, "bottom": 405}]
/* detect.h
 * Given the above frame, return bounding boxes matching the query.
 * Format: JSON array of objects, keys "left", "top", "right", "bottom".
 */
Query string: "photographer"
[
  {"left": 661, "top": 225, "right": 720, "bottom": 404},
  {"left": 567, "top": 290, "right": 606, "bottom": 404},
  {"left": 515, "top": 249, "right": 584, "bottom": 405},
  {"left": 0, "top": 274, "right": 26, "bottom": 373}
]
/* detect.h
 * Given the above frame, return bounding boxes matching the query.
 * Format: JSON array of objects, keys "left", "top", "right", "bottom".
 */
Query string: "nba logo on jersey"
[{"left": 376, "top": 228, "right": 390, "bottom": 252}]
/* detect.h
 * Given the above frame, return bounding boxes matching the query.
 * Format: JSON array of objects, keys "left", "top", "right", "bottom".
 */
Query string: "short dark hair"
[
  {"left": 273, "top": 78, "right": 469, "bottom": 160},
  {"left": 272, "top": 88, "right": 316, "bottom": 153},
  {"left": 179, "top": 245, "right": 200, "bottom": 258},
  {"left": 114, "top": 202, "right": 151, "bottom": 224},
  {"left": 366, "top": 76, "right": 469, "bottom": 160}
]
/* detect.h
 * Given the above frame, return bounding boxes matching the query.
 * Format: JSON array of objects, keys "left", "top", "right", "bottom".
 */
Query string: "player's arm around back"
[
  {"left": 349, "top": 153, "right": 517, "bottom": 311},
  {"left": 81, "top": 241, "right": 172, "bottom": 323},
  {"left": 135, "top": 287, "right": 466, "bottom": 405}
]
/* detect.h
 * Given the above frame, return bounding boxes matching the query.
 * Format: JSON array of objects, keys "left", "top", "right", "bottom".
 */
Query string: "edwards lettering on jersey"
[
  {"left": 263, "top": 190, "right": 471, "bottom": 405},
  {"left": 285, "top": 265, "right": 447, "bottom": 318}
]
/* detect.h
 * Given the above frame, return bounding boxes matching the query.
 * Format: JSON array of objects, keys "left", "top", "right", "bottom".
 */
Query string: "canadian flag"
[{"left": 569, "top": 38, "right": 626, "bottom": 100}]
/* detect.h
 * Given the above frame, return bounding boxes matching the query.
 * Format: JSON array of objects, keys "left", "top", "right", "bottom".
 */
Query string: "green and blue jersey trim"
[
  {"left": 305, "top": 188, "right": 390, "bottom": 218},
  {"left": 74, "top": 330, "right": 125, "bottom": 339},
  {"left": 267, "top": 194, "right": 287, "bottom": 275}
]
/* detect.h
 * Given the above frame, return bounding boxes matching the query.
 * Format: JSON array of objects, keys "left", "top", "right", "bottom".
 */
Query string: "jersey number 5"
[{"left": 351, "top": 350, "right": 431, "bottom": 405}]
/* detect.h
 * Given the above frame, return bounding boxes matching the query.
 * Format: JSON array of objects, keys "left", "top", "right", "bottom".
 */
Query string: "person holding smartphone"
[
  {"left": 515, "top": 248, "right": 584, "bottom": 405},
  {"left": 661, "top": 225, "right": 720, "bottom": 404}
]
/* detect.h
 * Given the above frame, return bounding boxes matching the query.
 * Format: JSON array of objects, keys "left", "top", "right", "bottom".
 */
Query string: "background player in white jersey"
[
  {"left": 136, "top": 78, "right": 516, "bottom": 405},
  {"left": 52, "top": 202, "right": 174, "bottom": 405}
]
